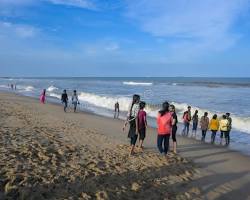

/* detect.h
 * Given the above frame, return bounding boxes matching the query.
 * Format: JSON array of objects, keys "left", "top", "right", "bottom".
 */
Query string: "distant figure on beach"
[
  {"left": 40, "top": 89, "right": 46, "bottom": 104},
  {"left": 219, "top": 115, "right": 229, "bottom": 145},
  {"left": 170, "top": 104, "right": 178, "bottom": 154},
  {"left": 192, "top": 110, "right": 199, "bottom": 138},
  {"left": 114, "top": 101, "right": 120, "bottom": 119},
  {"left": 14, "top": 84, "right": 17, "bottom": 90},
  {"left": 72, "top": 90, "right": 79, "bottom": 113},
  {"left": 138, "top": 101, "right": 147, "bottom": 151},
  {"left": 123, "top": 94, "right": 140, "bottom": 156},
  {"left": 11, "top": 84, "right": 14, "bottom": 90},
  {"left": 226, "top": 113, "right": 232, "bottom": 145},
  {"left": 209, "top": 114, "right": 220, "bottom": 144},
  {"left": 182, "top": 106, "right": 191, "bottom": 136},
  {"left": 61, "top": 90, "right": 68, "bottom": 112},
  {"left": 200, "top": 112, "right": 209, "bottom": 142},
  {"left": 157, "top": 101, "right": 172, "bottom": 157}
]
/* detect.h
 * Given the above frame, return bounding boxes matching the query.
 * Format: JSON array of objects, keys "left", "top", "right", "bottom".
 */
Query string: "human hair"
[
  {"left": 188, "top": 106, "right": 191, "bottom": 109},
  {"left": 204, "top": 112, "right": 208, "bottom": 116},
  {"left": 213, "top": 114, "right": 217, "bottom": 119},
  {"left": 74, "top": 90, "right": 76, "bottom": 93},
  {"left": 159, "top": 101, "right": 169, "bottom": 116},
  {"left": 43, "top": 89, "right": 46, "bottom": 95},
  {"left": 226, "top": 112, "right": 230, "bottom": 116},
  {"left": 139, "top": 101, "right": 146, "bottom": 109},
  {"left": 195, "top": 110, "right": 198, "bottom": 114},
  {"left": 170, "top": 104, "right": 175, "bottom": 112},
  {"left": 222, "top": 115, "right": 226, "bottom": 119},
  {"left": 129, "top": 94, "right": 140, "bottom": 115},
  {"left": 63, "top": 89, "right": 66, "bottom": 93}
]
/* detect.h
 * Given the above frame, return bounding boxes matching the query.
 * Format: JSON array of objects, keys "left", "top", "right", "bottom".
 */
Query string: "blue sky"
[{"left": 1, "top": 0, "right": 250, "bottom": 77}]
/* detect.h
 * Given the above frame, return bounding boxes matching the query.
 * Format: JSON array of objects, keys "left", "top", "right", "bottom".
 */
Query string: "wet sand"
[{"left": 0, "top": 92, "right": 201, "bottom": 200}]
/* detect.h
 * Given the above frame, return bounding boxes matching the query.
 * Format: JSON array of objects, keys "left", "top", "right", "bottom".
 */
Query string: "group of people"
[
  {"left": 123, "top": 94, "right": 233, "bottom": 157},
  {"left": 8, "top": 84, "right": 17, "bottom": 90},
  {"left": 122, "top": 94, "right": 178, "bottom": 156},
  {"left": 182, "top": 106, "right": 232, "bottom": 145},
  {"left": 40, "top": 89, "right": 80, "bottom": 112}
]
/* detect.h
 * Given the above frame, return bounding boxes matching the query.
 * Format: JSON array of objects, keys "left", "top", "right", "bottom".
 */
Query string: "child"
[{"left": 138, "top": 101, "right": 147, "bottom": 151}]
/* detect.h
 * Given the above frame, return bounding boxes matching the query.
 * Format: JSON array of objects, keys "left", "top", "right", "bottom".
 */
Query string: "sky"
[{"left": 0, "top": 0, "right": 250, "bottom": 77}]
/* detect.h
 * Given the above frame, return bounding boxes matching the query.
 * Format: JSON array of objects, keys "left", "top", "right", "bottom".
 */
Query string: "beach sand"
[{"left": 0, "top": 92, "right": 201, "bottom": 200}]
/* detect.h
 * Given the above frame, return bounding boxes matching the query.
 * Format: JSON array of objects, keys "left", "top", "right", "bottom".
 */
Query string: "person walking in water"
[
  {"left": 123, "top": 94, "right": 140, "bottom": 156},
  {"left": 200, "top": 112, "right": 209, "bottom": 142},
  {"left": 220, "top": 115, "right": 230, "bottom": 145},
  {"left": 61, "top": 90, "right": 68, "bottom": 112},
  {"left": 170, "top": 104, "right": 178, "bottom": 154},
  {"left": 157, "top": 101, "right": 173, "bottom": 157},
  {"left": 137, "top": 101, "right": 147, "bottom": 151},
  {"left": 114, "top": 101, "right": 120, "bottom": 119},
  {"left": 191, "top": 110, "right": 199, "bottom": 138},
  {"left": 209, "top": 114, "right": 220, "bottom": 144},
  {"left": 182, "top": 106, "right": 191, "bottom": 136},
  {"left": 72, "top": 90, "right": 79, "bottom": 113},
  {"left": 226, "top": 113, "right": 232, "bottom": 145},
  {"left": 40, "top": 89, "right": 46, "bottom": 104}
]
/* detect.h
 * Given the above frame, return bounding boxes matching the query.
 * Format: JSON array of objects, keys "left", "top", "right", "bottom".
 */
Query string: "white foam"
[
  {"left": 17, "top": 85, "right": 34, "bottom": 92},
  {"left": 47, "top": 85, "right": 58, "bottom": 92},
  {"left": 0, "top": 84, "right": 9, "bottom": 89},
  {"left": 123, "top": 81, "right": 153, "bottom": 86},
  {"left": 49, "top": 93, "right": 61, "bottom": 99}
]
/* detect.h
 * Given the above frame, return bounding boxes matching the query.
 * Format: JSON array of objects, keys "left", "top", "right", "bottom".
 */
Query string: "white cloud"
[
  {"left": 125, "top": 0, "right": 250, "bottom": 61},
  {"left": 0, "top": 21, "right": 38, "bottom": 38},
  {"left": 47, "top": 0, "right": 96, "bottom": 10}
]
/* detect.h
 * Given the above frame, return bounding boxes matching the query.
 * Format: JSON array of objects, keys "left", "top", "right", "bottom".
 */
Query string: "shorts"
[
  {"left": 130, "top": 134, "right": 138, "bottom": 145},
  {"left": 139, "top": 128, "right": 146, "bottom": 140}
]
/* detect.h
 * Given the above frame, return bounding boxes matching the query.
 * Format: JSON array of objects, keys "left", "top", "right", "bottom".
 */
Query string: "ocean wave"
[
  {"left": 17, "top": 85, "right": 35, "bottom": 92},
  {"left": 0, "top": 84, "right": 9, "bottom": 89},
  {"left": 47, "top": 85, "right": 58, "bottom": 92},
  {"left": 123, "top": 81, "right": 153, "bottom": 86},
  {"left": 49, "top": 93, "right": 61, "bottom": 99}
]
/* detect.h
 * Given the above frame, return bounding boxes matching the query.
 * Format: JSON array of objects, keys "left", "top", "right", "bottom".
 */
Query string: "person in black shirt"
[
  {"left": 170, "top": 104, "right": 178, "bottom": 154},
  {"left": 61, "top": 90, "right": 68, "bottom": 112}
]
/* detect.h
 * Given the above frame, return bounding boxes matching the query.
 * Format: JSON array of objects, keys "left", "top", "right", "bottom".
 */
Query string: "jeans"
[
  {"left": 182, "top": 122, "right": 190, "bottom": 136},
  {"left": 157, "top": 134, "right": 170, "bottom": 154},
  {"left": 201, "top": 130, "right": 207, "bottom": 141},
  {"left": 225, "top": 131, "right": 230, "bottom": 145},
  {"left": 211, "top": 130, "right": 217, "bottom": 144}
]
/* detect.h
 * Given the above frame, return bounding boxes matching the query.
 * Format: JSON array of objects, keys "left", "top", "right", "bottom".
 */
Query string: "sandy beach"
[{"left": 1, "top": 92, "right": 250, "bottom": 200}]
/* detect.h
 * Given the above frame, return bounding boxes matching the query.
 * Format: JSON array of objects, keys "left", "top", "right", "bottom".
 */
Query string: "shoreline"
[{"left": 1, "top": 92, "right": 250, "bottom": 199}]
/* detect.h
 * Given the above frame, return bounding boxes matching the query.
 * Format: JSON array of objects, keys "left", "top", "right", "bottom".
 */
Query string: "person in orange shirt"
[
  {"left": 157, "top": 101, "right": 173, "bottom": 157},
  {"left": 209, "top": 114, "right": 220, "bottom": 144}
]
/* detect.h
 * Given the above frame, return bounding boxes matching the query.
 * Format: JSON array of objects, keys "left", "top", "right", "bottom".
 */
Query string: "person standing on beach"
[
  {"left": 191, "top": 110, "right": 199, "bottom": 138},
  {"left": 114, "top": 101, "right": 120, "bottom": 119},
  {"left": 226, "top": 113, "right": 232, "bottom": 145},
  {"left": 170, "top": 104, "right": 178, "bottom": 154},
  {"left": 219, "top": 115, "right": 229, "bottom": 145},
  {"left": 137, "top": 101, "right": 147, "bottom": 151},
  {"left": 72, "top": 90, "right": 79, "bottom": 113},
  {"left": 200, "top": 112, "right": 209, "bottom": 142},
  {"left": 40, "top": 89, "right": 46, "bottom": 104},
  {"left": 182, "top": 106, "right": 191, "bottom": 136},
  {"left": 157, "top": 101, "right": 173, "bottom": 157},
  {"left": 123, "top": 94, "right": 140, "bottom": 156},
  {"left": 61, "top": 90, "right": 68, "bottom": 112},
  {"left": 209, "top": 114, "right": 220, "bottom": 144}
]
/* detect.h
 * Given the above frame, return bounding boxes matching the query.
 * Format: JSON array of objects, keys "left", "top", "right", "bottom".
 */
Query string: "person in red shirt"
[
  {"left": 138, "top": 101, "right": 147, "bottom": 151},
  {"left": 157, "top": 101, "right": 173, "bottom": 156}
]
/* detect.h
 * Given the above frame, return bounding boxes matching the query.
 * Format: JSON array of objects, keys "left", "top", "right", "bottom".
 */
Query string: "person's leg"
[
  {"left": 186, "top": 122, "right": 190, "bottom": 136},
  {"left": 157, "top": 135, "right": 164, "bottom": 154},
  {"left": 172, "top": 126, "right": 177, "bottom": 153},
  {"left": 182, "top": 123, "right": 186, "bottom": 135},
  {"left": 138, "top": 128, "right": 145, "bottom": 149},
  {"left": 163, "top": 135, "right": 170, "bottom": 155},
  {"left": 225, "top": 131, "right": 229, "bottom": 145},
  {"left": 130, "top": 134, "right": 138, "bottom": 155},
  {"left": 63, "top": 102, "right": 66, "bottom": 112},
  {"left": 220, "top": 131, "right": 223, "bottom": 144},
  {"left": 74, "top": 103, "right": 77, "bottom": 112},
  {"left": 228, "top": 131, "right": 230, "bottom": 145},
  {"left": 211, "top": 131, "right": 216, "bottom": 144}
]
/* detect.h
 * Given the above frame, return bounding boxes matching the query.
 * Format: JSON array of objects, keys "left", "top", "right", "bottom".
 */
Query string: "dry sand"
[{"left": 0, "top": 92, "right": 201, "bottom": 200}]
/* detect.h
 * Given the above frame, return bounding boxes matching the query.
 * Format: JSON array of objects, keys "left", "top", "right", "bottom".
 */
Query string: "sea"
[{"left": 1, "top": 77, "right": 250, "bottom": 155}]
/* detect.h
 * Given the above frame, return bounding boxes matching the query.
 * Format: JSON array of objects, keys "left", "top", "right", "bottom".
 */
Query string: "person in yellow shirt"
[
  {"left": 219, "top": 115, "right": 229, "bottom": 145},
  {"left": 209, "top": 114, "right": 220, "bottom": 144}
]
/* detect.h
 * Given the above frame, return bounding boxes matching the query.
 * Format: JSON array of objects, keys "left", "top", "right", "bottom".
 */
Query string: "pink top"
[
  {"left": 138, "top": 110, "right": 146, "bottom": 129},
  {"left": 157, "top": 112, "right": 173, "bottom": 135}
]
